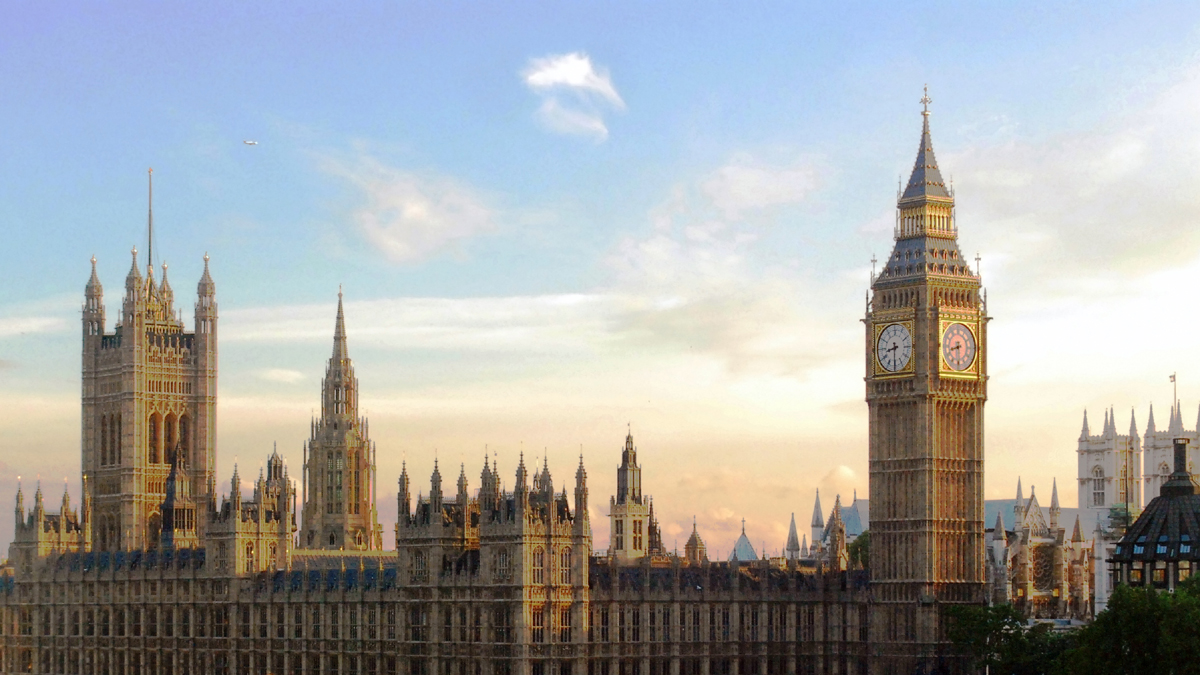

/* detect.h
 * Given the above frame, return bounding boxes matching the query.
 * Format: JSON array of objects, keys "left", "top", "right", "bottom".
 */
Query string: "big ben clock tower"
[{"left": 866, "top": 89, "right": 987, "bottom": 673}]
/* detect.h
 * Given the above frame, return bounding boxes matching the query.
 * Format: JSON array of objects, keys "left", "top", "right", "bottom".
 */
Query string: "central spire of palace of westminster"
[
  {"left": 300, "top": 290, "right": 383, "bottom": 550},
  {"left": 865, "top": 87, "right": 988, "bottom": 672}
]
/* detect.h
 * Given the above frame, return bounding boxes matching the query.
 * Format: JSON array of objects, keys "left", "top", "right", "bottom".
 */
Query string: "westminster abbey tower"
[{"left": 865, "top": 90, "right": 988, "bottom": 672}]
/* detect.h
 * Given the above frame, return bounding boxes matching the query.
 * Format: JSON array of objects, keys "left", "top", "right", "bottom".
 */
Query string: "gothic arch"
[
  {"left": 164, "top": 413, "right": 177, "bottom": 465},
  {"left": 148, "top": 412, "right": 162, "bottom": 464}
]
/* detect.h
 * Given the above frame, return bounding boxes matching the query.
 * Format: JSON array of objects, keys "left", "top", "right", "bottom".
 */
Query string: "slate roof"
[{"left": 901, "top": 112, "right": 950, "bottom": 201}]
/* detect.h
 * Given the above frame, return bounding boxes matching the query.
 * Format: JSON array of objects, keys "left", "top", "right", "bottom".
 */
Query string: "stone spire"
[
  {"left": 125, "top": 246, "right": 142, "bottom": 296},
  {"left": 1129, "top": 408, "right": 1138, "bottom": 437},
  {"left": 574, "top": 453, "right": 589, "bottom": 535},
  {"left": 397, "top": 461, "right": 411, "bottom": 524},
  {"left": 1079, "top": 410, "right": 1090, "bottom": 440},
  {"left": 811, "top": 489, "right": 824, "bottom": 528},
  {"left": 332, "top": 288, "right": 348, "bottom": 363},
  {"left": 457, "top": 464, "right": 468, "bottom": 505},
  {"left": 900, "top": 86, "right": 950, "bottom": 201},
  {"left": 197, "top": 253, "right": 216, "bottom": 299},
  {"left": 1147, "top": 403, "right": 1157, "bottom": 434},
  {"left": 991, "top": 509, "right": 1006, "bottom": 542},
  {"left": 430, "top": 459, "right": 443, "bottom": 513},
  {"left": 1169, "top": 401, "right": 1184, "bottom": 436},
  {"left": 801, "top": 534, "right": 808, "bottom": 558},
  {"left": 159, "top": 262, "right": 173, "bottom": 310},
  {"left": 86, "top": 256, "right": 102, "bottom": 297},
  {"left": 321, "top": 289, "right": 357, "bottom": 421},
  {"left": 1071, "top": 515, "right": 1083, "bottom": 543},
  {"left": 785, "top": 513, "right": 801, "bottom": 561},
  {"left": 1015, "top": 477, "right": 1024, "bottom": 504},
  {"left": 1049, "top": 478, "right": 1060, "bottom": 528}
]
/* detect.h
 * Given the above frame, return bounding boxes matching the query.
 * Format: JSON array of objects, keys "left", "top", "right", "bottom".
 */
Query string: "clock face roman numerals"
[
  {"left": 876, "top": 323, "right": 912, "bottom": 373},
  {"left": 941, "top": 323, "right": 977, "bottom": 371}
]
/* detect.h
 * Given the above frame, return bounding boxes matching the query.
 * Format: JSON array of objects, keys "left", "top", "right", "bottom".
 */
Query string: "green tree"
[
  {"left": 945, "top": 603, "right": 1071, "bottom": 675},
  {"left": 847, "top": 530, "right": 869, "bottom": 569}
]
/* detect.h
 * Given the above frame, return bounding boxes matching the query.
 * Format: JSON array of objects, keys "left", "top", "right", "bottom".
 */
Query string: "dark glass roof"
[{"left": 1112, "top": 439, "right": 1200, "bottom": 564}]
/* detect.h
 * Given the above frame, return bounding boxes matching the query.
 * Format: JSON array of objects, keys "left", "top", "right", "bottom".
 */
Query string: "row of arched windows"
[
  {"left": 147, "top": 413, "right": 189, "bottom": 465},
  {"left": 531, "top": 547, "right": 573, "bottom": 585}
]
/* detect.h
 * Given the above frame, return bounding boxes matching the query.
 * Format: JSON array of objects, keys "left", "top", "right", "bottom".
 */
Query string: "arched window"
[
  {"left": 164, "top": 414, "right": 177, "bottom": 463},
  {"left": 413, "top": 551, "right": 428, "bottom": 583},
  {"left": 115, "top": 414, "right": 122, "bottom": 464},
  {"left": 559, "top": 548, "right": 572, "bottom": 585},
  {"left": 1161, "top": 462, "right": 1171, "bottom": 478},
  {"left": 148, "top": 414, "right": 161, "bottom": 464},
  {"left": 1092, "top": 466, "right": 1105, "bottom": 507},
  {"left": 178, "top": 416, "right": 189, "bottom": 464},
  {"left": 244, "top": 543, "right": 255, "bottom": 573},
  {"left": 100, "top": 415, "right": 108, "bottom": 465},
  {"left": 495, "top": 548, "right": 510, "bottom": 581},
  {"left": 532, "top": 548, "right": 545, "bottom": 585},
  {"left": 329, "top": 532, "right": 337, "bottom": 547}
]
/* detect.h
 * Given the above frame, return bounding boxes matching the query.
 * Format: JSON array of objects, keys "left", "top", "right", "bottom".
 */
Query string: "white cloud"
[
  {"left": 256, "top": 368, "right": 305, "bottom": 384},
  {"left": 0, "top": 316, "right": 68, "bottom": 337},
  {"left": 327, "top": 157, "right": 495, "bottom": 263},
  {"left": 522, "top": 52, "right": 625, "bottom": 141},
  {"left": 701, "top": 160, "right": 820, "bottom": 218}
]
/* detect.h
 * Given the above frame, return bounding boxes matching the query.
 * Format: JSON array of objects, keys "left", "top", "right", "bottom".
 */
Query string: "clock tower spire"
[{"left": 866, "top": 88, "right": 988, "bottom": 673}]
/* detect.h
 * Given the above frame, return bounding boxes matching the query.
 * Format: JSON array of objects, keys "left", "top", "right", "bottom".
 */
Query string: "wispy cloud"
[
  {"left": 326, "top": 156, "right": 495, "bottom": 263},
  {"left": 256, "top": 368, "right": 305, "bottom": 384},
  {"left": 523, "top": 52, "right": 625, "bottom": 141},
  {"left": 700, "top": 158, "right": 820, "bottom": 218},
  {"left": 0, "top": 316, "right": 68, "bottom": 338}
]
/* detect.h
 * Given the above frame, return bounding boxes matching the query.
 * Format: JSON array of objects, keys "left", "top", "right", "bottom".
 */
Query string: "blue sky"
[{"left": 4, "top": 2, "right": 1200, "bottom": 554}]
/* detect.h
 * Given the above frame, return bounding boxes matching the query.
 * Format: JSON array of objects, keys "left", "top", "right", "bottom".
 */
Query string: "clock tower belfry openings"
[{"left": 865, "top": 89, "right": 988, "bottom": 672}]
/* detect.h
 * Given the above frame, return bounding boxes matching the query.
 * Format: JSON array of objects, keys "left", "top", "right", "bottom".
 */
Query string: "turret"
[
  {"left": 1049, "top": 478, "right": 1060, "bottom": 528},
  {"left": 429, "top": 460, "right": 443, "bottom": 515},
  {"left": 1147, "top": 404, "right": 1157, "bottom": 434},
  {"left": 158, "top": 262, "right": 174, "bottom": 311},
  {"left": 616, "top": 431, "right": 642, "bottom": 505},
  {"left": 515, "top": 453, "right": 528, "bottom": 508},
  {"left": 83, "top": 256, "right": 105, "bottom": 339},
  {"left": 574, "top": 454, "right": 589, "bottom": 535},
  {"left": 123, "top": 247, "right": 142, "bottom": 307},
  {"left": 456, "top": 464, "right": 468, "bottom": 505},
  {"left": 397, "top": 461, "right": 411, "bottom": 526},
  {"left": 785, "top": 513, "right": 801, "bottom": 561},
  {"left": 33, "top": 482, "right": 44, "bottom": 521},
  {"left": 1079, "top": 410, "right": 1090, "bottom": 441},
  {"left": 14, "top": 480, "right": 24, "bottom": 531},
  {"left": 991, "top": 509, "right": 1006, "bottom": 542},
  {"left": 231, "top": 464, "right": 242, "bottom": 512},
  {"left": 810, "top": 489, "right": 824, "bottom": 546},
  {"left": 1129, "top": 408, "right": 1138, "bottom": 437}
]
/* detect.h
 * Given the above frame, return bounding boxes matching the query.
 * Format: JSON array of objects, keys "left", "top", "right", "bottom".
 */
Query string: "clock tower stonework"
[{"left": 866, "top": 93, "right": 988, "bottom": 672}]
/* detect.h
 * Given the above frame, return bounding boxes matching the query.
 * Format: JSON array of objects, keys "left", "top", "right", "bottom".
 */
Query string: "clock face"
[
  {"left": 876, "top": 323, "right": 912, "bottom": 373},
  {"left": 942, "top": 323, "right": 977, "bottom": 371}
]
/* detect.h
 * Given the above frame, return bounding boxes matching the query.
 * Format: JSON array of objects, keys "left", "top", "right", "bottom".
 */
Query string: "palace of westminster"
[{"left": 2, "top": 96, "right": 1026, "bottom": 675}]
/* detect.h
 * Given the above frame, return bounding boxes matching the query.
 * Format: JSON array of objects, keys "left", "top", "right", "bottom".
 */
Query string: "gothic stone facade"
[{"left": 0, "top": 95, "right": 990, "bottom": 675}]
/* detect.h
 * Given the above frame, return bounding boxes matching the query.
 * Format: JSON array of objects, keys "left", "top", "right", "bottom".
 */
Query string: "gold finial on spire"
[{"left": 920, "top": 85, "right": 932, "bottom": 117}]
